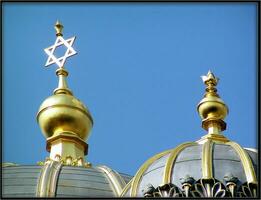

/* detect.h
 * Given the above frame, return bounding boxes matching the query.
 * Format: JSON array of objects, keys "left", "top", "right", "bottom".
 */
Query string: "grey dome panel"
[
  {"left": 213, "top": 144, "right": 240, "bottom": 160},
  {"left": 213, "top": 144, "right": 246, "bottom": 183},
  {"left": 56, "top": 166, "right": 115, "bottom": 197},
  {"left": 172, "top": 160, "right": 202, "bottom": 188},
  {"left": 175, "top": 144, "right": 202, "bottom": 162},
  {"left": 2, "top": 164, "right": 131, "bottom": 197},
  {"left": 213, "top": 159, "right": 245, "bottom": 183},
  {"left": 137, "top": 153, "right": 170, "bottom": 196},
  {"left": 172, "top": 145, "right": 202, "bottom": 188},
  {"left": 2, "top": 165, "right": 42, "bottom": 197},
  {"left": 144, "top": 153, "right": 171, "bottom": 174},
  {"left": 137, "top": 145, "right": 203, "bottom": 192},
  {"left": 119, "top": 172, "right": 133, "bottom": 184},
  {"left": 138, "top": 165, "right": 164, "bottom": 196},
  {"left": 245, "top": 149, "right": 258, "bottom": 173}
]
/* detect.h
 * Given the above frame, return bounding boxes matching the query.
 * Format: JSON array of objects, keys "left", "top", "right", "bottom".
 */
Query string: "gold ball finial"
[
  {"left": 55, "top": 20, "right": 63, "bottom": 37},
  {"left": 197, "top": 71, "right": 228, "bottom": 131}
]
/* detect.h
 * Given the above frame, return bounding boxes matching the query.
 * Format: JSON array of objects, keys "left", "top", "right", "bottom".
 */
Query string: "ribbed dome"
[
  {"left": 121, "top": 141, "right": 257, "bottom": 197},
  {"left": 3, "top": 163, "right": 132, "bottom": 198}
]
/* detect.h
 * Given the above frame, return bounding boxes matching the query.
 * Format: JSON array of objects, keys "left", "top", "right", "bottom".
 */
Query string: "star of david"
[{"left": 44, "top": 36, "right": 77, "bottom": 68}]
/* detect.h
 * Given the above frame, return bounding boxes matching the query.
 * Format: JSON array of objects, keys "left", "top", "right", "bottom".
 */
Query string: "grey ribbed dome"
[
  {"left": 3, "top": 163, "right": 132, "bottom": 198},
  {"left": 121, "top": 141, "right": 257, "bottom": 197}
]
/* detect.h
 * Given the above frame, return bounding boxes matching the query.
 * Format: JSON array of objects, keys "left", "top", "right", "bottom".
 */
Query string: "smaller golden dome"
[
  {"left": 197, "top": 95, "right": 228, "bottom": 121},
  {"left": 197, "top": 71, "right": 228, "bottom": 131},
  {"left": 37, "top": 93, "right": 93, "bottom": 140}
]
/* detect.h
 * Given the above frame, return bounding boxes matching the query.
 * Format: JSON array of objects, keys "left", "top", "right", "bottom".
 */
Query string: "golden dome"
[
  {"left": 37, "top": 93, "right": 93, "bottom": 140},
  {"left": 197, "top": 96, "right": 228, "bottom": 122}
]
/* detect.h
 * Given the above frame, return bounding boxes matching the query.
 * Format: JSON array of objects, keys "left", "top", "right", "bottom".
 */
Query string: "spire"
[
  {"left": 44, "top": 20, "right": 77, "bottom": 95},
  {"left": 37, "top": 21, "right": 93, "bottom": 167},
  {"left": 54, "top": 20, "right": 63, "bottom": 37},
  {"left": 197, "top": 71, "right": 229, "bottom": 140}
]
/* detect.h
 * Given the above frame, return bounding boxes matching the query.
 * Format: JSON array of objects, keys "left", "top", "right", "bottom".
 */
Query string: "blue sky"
[{"left": 3, "top": 3, "right": 257, "bottom": 175}]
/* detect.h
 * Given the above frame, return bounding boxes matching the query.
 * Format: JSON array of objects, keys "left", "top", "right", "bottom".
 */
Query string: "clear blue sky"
[{"left": 3, "top": 3, "right": 257, "bottom": 175}]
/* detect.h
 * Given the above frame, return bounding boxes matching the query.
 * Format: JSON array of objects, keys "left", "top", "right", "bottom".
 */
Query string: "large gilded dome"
[{"left": 121, "top": 71, "right": 258, "bottom": 198}]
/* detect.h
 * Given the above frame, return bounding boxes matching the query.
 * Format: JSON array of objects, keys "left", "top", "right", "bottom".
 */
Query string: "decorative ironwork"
[
  {"left": 143, "top": 184, "right": 156, "bottom": 197},
  {"left": 224, "top": 172, "right": 240, "bottom": 197},
  {"left": 237, "top": 182, "right": 258, "bottom": 198},
  {"left": 190, "top": 178, "right": 228, "bottom": 197},
  {"left": 143, "top": 174, "right": 258, "bottom": 198},
  {"left": 180, "top": 175, "right": 196, "bottom": 197},
  {"left": 143, "top": 183, "right": 183, "bottom": 197}
]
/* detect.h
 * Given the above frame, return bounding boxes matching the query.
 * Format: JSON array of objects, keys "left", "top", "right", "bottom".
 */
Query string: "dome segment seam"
[
  {"left": 96, "top": 165, "right": 126, "bottom": 197},
  {"left": 162, "top": 142, "right": 197, "bottom": 185},
  {"left": 202, "top": 140, "right": 214, "bottom": 179},
  {"left": 130, "top": 149, "right": 173, "bottom": 197},
  {"left": 120, "top": 178, "right": 133, "bottom": 197},
  {"left": 36, "top": 160, "right": 62, "bottom": 197},
  {"left": 226, "top": 141, "right": 257, "bottom": 184}
]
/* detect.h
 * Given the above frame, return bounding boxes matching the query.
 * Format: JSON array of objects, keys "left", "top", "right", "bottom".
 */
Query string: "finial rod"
[
  {"left": 53, "top": 68, "right": 73, "bottom": 95},
  {"left": 55, "top": 20, "right": 63, "bottom": 37}
]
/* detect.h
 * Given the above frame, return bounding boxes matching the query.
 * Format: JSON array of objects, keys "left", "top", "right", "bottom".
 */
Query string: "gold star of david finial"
[{"left": 44, "top": 21, "right": 77, "bottom": 68}]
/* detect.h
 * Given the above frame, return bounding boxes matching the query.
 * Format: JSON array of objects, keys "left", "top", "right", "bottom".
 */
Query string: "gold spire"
[
  {"left": 44, "top": 20, "right": 77, "bottom": 94},
  {"left": 54, "top": 20, "right": 63, "bottom": 37},
  {"left": 37, "top": 21, "right": 93, "bottom": 167},
  {"left": 53, "top": 68, "right": 72, "bottom": 95},
  {"left": 53, "top": 21, "right": 71, "bottom": 95},
  {"left": 197, "top": 71, "right": 228, "bottom": 138}
]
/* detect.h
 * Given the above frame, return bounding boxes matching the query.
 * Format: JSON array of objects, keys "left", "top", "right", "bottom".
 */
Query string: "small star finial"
[
  {"left": 201, "top": 70, "right": 219, "bottom": 86},
  {"left": 200, "top": 70, "right": 220, "bottom": 97},
  {"left": 55, "top": 20, "right": 64, "bottom": 37}
]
